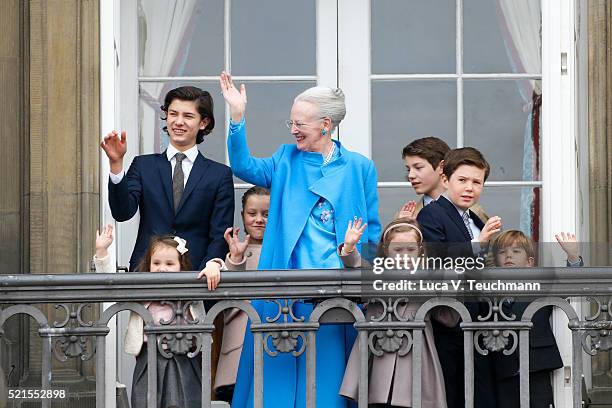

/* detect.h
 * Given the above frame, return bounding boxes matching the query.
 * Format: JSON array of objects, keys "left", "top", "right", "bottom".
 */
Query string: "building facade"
[{"left": 0, "top": 0, "right": 610, "bottom": 406}]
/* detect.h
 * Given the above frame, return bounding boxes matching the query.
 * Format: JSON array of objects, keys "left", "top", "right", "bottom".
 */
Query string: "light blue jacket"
[{"left": 228, "top": 118, "right": 381, "bottom": 269}]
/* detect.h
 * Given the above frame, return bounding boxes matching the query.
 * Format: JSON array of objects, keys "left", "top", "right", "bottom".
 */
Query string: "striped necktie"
[{"left": 462, "top": 211, "right": 473, "bottom": 239}]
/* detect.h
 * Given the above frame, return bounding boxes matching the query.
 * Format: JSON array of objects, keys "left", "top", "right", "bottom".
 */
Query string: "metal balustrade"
[{"left": 1, "top": 267, "right": 611, "bottom": 408}]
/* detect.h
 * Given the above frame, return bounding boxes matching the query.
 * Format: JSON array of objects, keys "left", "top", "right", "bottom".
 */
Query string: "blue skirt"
[{"left": 231, "top": 300, "right": 356, "bottom": 408}]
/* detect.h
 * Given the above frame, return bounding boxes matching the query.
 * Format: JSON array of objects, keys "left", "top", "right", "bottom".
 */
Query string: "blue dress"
[{"left": 227, "top": 119, "right": 380, "bottom": 408}]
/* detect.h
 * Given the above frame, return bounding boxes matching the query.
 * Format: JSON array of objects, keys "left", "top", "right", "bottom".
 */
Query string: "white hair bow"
[{"left": 173, "top": 236, "right": 189, "bottom": 255}]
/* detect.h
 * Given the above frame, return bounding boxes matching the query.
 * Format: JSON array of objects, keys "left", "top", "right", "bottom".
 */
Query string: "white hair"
[{"left": 294, "top": 86, "right": 346, "bottom": 131}]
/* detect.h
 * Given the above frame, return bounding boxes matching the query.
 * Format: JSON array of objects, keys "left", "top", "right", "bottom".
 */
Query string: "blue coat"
[
  {"left": 108, "top": 152, "right": 234, "bottom": 271},
  {"left": 228, "top": 118, "right": 382, "bottom": 269},
  {"left": 227, "top": 119, "right": 380, "bottom": 408}
]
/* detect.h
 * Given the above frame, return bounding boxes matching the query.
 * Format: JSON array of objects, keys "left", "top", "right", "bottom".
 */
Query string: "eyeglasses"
[{"left": 285, "top": 117, "right": 326, "bottom": 130}]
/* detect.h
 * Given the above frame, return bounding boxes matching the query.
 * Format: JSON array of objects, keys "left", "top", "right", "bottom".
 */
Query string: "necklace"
[{"left": 322, "top": 142, "right": 336, "bottom": 166}]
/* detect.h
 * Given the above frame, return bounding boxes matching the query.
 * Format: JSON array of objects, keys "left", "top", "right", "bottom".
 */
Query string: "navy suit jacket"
[
  {"left": 416, "top": 195, "right": 485, "bottom": 259},
  {"left": 417, "top": 196, "right": 493, "bottom": 408},
  {"left": 492, "top": 302, "right": 563, "bottom": 380},
  {"left": 109, "top": 151, "right": 234, "bottom": 271}
]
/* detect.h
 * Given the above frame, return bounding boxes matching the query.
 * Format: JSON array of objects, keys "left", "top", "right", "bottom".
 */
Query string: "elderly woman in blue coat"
[{"left": 219, "top": 71, "right": 381, "bottom": 408}]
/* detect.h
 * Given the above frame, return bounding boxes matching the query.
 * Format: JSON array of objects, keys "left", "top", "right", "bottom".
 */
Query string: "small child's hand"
[
  {"left": 479, "top": 216, "right": 502, "bottom": 244},
  {"left": 398, "top": 201, "right": 417, "bottom": 221},
  {"left": 343, "top": 217, "right": 367, "bottom": 254},
  {"left": 555, "top": 232, "right": 580, "bottom": 263},
  {"left": 95, "top": 224, "right": 114, "bottom": 258},
  {"left": 224, "top": 227, "right": 250, "bottom": 264},
  {"left": 197, "top": 260, "right": 222, "bottom": 291}
]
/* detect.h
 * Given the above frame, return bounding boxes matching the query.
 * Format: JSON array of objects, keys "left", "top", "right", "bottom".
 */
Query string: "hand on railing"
[{"left": 197, "top": 259, "right": 222, "bottom": 291}]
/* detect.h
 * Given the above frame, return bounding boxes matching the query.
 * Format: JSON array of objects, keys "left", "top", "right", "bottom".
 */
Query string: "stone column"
[
  {"left": 588, "top": 0, "right": 612, "bottom": 392},
  {"left": 26, "top": 0, "right": 100, "bottom": 388},
  {"left": 0, "top": 0, "right": 28, "bottom": 397},
  {"left": 0, "top": 0, "right": 26, "bottom": 273}
]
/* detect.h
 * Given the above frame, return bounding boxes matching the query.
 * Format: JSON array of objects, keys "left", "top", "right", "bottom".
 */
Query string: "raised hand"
[
  {"left": 224, "top": 227, "right": 251, "bottom": 264},
  {"left": 479, "top": 216, "right": 502, "bottom": 244},
  {"left": 555, "top": 232, "right": 580, "bottom": 263},
  {"left": 100, "top": 130, "right": 127, "bottom": 174},
  {"left": 343, "top": 217, "right": 367, "bottom": 254},
  {"left": 219, "top": 71, "right": 247, "bottom": 123},
  {"left": 398, "top": 201, "right": 417, "bottom": 221},
  {"left": 95, "top": 224, "right": 114, "bottom": 258}
]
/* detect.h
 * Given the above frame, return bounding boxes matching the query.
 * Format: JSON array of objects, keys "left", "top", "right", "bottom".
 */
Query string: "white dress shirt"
[
  {"left": 423, "top": 194, "right": 435, "bottom": 207},
  {"left": 109, "top": 144, "right": 199, "bottom": 187}
]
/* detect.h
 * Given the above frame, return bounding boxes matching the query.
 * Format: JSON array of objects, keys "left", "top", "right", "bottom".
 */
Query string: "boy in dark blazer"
[
  {"left": 101, "top": 86, "right": 234, "bottom": 275},
  {"left": 417, "top": 147, "right": 502, "bottom": 408},
  {"left": 490, "top": 230, "right": 582, "bottom": 408}
]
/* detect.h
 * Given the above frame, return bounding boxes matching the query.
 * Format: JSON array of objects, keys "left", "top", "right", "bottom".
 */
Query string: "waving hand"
[{"left": 220, "top": 71, "right": 247, "bottom": 123}]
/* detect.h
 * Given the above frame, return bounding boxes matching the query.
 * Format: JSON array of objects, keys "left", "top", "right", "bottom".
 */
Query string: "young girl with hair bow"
[{"left": 94, "top": 225, "right": 221, "bottom": 408}]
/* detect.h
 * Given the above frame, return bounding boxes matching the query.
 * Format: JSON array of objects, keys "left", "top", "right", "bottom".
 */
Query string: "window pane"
[
  {"left": 463, "top": 80, "right": 541, "bottom": 181},
  {"left": 231, "top": 0, "right": 316, "bottom": 76},
  {"left": 139, "top": 82, "right": 226, "bottom": 164},
  {"left": 139, "top": 0, "right": 225, "bottom": 77},
  {"left": 464, "top": 0, "right": 542, "bottom": 74},
  {"left": 372, "top": 80, "right": 457, "bottom": 182},
  {"left": 371, "top": 0, "right": 455, "bottom": 74},
  {"left": 231, "top": 81, "right": 317, "bottom": 182},
  {"left": 377, "top": 188, "right": 419, "bottom": 228},
  {"left": 234, "top": 187, "right": 248, "bottom": 231},
  {"left": 478, "top": 186, "right": 541, "bottom": 240}
]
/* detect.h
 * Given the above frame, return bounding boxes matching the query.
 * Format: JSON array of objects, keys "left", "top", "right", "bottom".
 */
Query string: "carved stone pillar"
[
  {"left": 25, "top": 0, "right": 100, "bottom": 390},
  {"left": 0, "top": 1, "right": 27, "bottom": 273},
  {"left": 588, "top": 0, "right": 612, "bottom": 393},
  {"left": 0, "top": 0, "right": 28, "bottom": 397}
]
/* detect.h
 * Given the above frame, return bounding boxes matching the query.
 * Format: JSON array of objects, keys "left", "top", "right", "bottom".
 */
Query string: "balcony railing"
[{"left": 1, "top": 267, "right": 612, "bottom": 408}]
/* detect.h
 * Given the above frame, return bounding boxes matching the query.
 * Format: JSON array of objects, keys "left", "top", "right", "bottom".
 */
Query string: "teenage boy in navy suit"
[
  {"left": 101, "top": 86, "right": 234, "bottom": 280},
  {"left": 417, "top": 147, "right": 502, "bottom": 408}
]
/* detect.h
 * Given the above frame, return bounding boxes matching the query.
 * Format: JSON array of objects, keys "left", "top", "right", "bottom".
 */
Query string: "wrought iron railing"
[{"left": 1, "top": 267, "right": 611, "bottom": 408}]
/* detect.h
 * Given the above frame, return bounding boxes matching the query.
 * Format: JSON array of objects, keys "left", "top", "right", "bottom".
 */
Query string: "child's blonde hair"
[
  {"left": 491, "top": 230, "right": 536, "bottom": 266},
  {"left": 377, "top": 218, "right": 424, "bottom": 258},
  {"left": 135, "top": 235, "right": 193, "bottom": 272}
]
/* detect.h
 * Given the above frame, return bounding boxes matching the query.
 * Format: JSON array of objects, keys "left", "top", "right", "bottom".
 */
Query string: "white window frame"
[
  {"left": 102, "top": 1, "right": 337, "bottom": 402},
  {"left": 133, "top": 0, "right": 338, "bottom": 189},
  {"left": 99, "top": 1, "right": 120, "bottom": 407},
  {"left": 541, "top": 1, "right": 583, "bottom": 406},
  {"left": 101, "top": 0, "right": 585, "bottom": 406},
  {"left": 336, "top": 0, "right": 580, "bottom": 241},
  {"left": 337, "top": 2, "right": 581, "bottom": 405}
]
